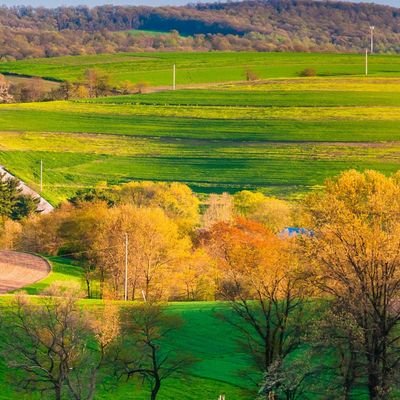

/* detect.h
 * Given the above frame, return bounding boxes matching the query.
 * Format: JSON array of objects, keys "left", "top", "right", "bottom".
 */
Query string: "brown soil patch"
[{"left": 0, "top": 251, "right": 50, "bottom": 293}]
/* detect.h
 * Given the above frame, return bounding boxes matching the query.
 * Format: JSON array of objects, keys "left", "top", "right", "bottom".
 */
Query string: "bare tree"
[
  {"left": 205, "top": 219, "right": 307, "bottom": 375},
  {"left": 0, "top": 74, "right": 13, "bottom": 103},
  {"left": 115, "top": 302, "right": 194, "bottom": 400},
  {"left": 0, "top": 283, "right": 119, "bottom": 400}
]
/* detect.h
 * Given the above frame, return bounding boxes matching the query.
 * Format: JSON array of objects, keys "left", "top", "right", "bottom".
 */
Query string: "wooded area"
[
  {"left": 1, "top": 0, "right": 400, "bottom": 60},
  {"left": 1, "top": 170, "right": 400, "bottom": 399}
]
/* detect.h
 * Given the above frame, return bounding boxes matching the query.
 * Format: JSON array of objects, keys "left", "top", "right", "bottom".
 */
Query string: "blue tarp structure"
[{"left": 280, "top": 227, "right": 313, "bottom": 237}]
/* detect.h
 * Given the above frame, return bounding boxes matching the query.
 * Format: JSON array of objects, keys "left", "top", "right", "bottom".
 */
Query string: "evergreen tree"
[{"left": 0, "top": 173, "right": 39, "bottom": 222}]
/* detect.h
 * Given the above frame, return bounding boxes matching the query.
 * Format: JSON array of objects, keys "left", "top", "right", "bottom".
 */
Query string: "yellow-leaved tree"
[
  {"left": 302, "top": 170, "right": 400, "bottom": 400},
  {"left": 233, "top": 190, "right": 293, "bottom": 233}
]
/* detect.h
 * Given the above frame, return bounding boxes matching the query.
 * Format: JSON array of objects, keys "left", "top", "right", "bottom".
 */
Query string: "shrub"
[{"left": 299, "top": 68, "right": 317, "bottom": 77}]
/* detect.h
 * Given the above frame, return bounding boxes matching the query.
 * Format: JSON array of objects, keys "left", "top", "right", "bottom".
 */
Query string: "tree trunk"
[
  {"left": 151, "top": 377, "right": 161, "bottom": 400},
  {"left": 367, "top": 362, "right": 386, "bottom": 400},
  {"left": 55, "top": 385, "right": 62, "bottom": 400},
  {"left": 85, "top": 274, "right": 91, "bottom": 298}
]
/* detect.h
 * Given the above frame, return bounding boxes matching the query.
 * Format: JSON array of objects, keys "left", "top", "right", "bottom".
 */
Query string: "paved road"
[
  {"left": 0, "top": 166, "right": 54, "bottom": 214},
  {"left": 0, "top": 251, "right": 50, "bottom": 293}
]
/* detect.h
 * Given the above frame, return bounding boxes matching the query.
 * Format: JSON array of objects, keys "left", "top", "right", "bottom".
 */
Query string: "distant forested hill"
[{"left": 1, "top": 0, "right": 400, "bottom": 60}]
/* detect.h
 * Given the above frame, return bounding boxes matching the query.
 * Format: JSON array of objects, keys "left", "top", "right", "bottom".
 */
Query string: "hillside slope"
[{"left": 1, "top": 0, "right": 400, "bottom": 60}]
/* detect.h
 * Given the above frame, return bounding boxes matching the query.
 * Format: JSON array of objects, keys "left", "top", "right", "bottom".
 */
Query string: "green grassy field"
[
  {"left": 21, "top": 256, "right": 86, "bottom": 295},
  {"left": 1, "top": 74, "right": 400, "bottom": 202},
  {"left": 0, "top": 258, "right": 255, "bottom": 400},
  {"left": 0, "top": 51, "right": 399, "bottom": 399},
  {"left": 1, "top": 52, "right": 400, "bottom": 86},
  {"left": 1, "top": 52, "right": 399, "bottom": 399},
  {"left": 0, "top": 258, "right": 371, "bottom": 400},
  {"left": 0, "top": 255, "right": 255, "bottom": 400},
  {"left": 0, "top": 302, "right": 253, "bottom": 400}
]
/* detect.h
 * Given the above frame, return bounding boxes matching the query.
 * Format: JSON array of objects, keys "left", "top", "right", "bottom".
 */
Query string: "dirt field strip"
[{"left": 0, "top": 251, "right": 50, "bottom": 293}]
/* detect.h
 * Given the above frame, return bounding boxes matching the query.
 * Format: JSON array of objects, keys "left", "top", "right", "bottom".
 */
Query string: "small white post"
[
  {"left": 40, "top": 160, "right": 43, "bottom": 194},
  {"left": 173, "top": 64, "right": 176, "bottom": 91},
  {"left": 124, "top": 233, "right": 128, "bottom": 301},
  {"left": 365, "top": 49, "right": 368, "bottom": 76}
]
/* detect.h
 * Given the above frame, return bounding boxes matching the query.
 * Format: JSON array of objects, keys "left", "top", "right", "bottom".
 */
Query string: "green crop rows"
[
  {"left": 1, "top": 53, "right": 400, "bottom": 203},
  {"left": 1, "top": 52, "right": 400, "bottom": 85}
]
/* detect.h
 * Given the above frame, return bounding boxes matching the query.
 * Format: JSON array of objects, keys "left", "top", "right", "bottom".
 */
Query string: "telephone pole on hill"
[
  {"left": 369, "top": 26, "right": 375, "bottom": 54},
  {"left": 365, "top": 49, "right": 368, "bottom": 76},
  {"left": 173, "top": 64, "right": 176, "bottom": 91},
  {"left": 124, "top": 233, "right": 129, "bottom": 301}
]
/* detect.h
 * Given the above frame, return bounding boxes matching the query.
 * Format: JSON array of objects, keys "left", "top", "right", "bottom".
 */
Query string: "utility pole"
[
  {"left": 369, "top": 26, "right": 375, "bottom": 54},
  {"left": 365, "top": 48, "right": 368, "bottom": 76},
  {"left": 40, "top": 160, "right": 43, "bottom": 194},
  {"left": 124, "top": 233, "right": 128, "bottom": 301},
  {"left": 173, "top": 64, "right": 176, "bottom": 91}
]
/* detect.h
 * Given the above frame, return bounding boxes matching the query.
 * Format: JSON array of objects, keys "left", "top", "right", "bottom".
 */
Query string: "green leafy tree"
[
  {"left": 68, "top": 187, "right": 118, "bottom": 207},
  {"left": 0, "top": 172, "right": 21, "bottom": 219},
  {"left": 11, "top": 195, "right": 40, "bottom": 220},
  {"left": 0, "top": 173, "right": 39, "bottom": 222}
]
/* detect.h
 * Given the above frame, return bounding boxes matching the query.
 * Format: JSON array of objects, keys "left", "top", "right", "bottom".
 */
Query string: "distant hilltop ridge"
[{"left": 1, "top": 0, "right": 400, "bottom": 60}]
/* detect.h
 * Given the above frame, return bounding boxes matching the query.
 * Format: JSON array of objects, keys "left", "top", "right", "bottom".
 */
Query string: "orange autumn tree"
[{"left": 205, "top": 218, "right": 306, "bottom": 372}]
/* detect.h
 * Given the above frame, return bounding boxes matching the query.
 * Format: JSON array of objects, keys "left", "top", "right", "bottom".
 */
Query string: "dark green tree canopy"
[{"left": 0, "top": 172, "right": 40, "bottom": 221}]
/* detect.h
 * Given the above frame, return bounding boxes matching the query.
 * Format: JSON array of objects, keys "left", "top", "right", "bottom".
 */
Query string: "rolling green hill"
[
  {"left": 1, "top": 51, "right": 399, "bottom": 399},
  {"left": 1, "top": 52, "right": 400, "bottom": 87},
  {"left": 1, "top": 53, "right": 400, "bottom": 203},
  {"left": 0, "top": 257, "right": 254, "bottom": 400},
  {"left": 1, "top": 72, "right": 400, "bottom": 203},
  {"left": 0, "top": 74, "right": 400, "bottom": 203}
]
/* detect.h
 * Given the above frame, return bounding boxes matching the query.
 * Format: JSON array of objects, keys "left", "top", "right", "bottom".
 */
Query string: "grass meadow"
[
  {"left": 0, "top": 257, "right": 254, "bottom": 400},
  {"left": 0, "top": 258, "right": 338, "bottom": 400},
  {"left": 1, "top": 52, "right": 400, "bottom": 86},
  {"left": 1, "top": 74, "right": 400, "bottom": 202}
]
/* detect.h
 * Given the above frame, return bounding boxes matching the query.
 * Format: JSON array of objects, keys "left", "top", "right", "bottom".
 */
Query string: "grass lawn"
[
  {"left": 0, "top": 298, "right": 254, "bottom": 399},
  {"left": 21, "top": 256, "right": 86, "bottom": 295},
  {"left": 1, "top": 54, "right": 400, "bottom": 202},
  {"left": 1, "top": 52, "right": 400, "bottom": 86},
  {"left": 0, "top": 258, "right": 256, "bottom": 400}
]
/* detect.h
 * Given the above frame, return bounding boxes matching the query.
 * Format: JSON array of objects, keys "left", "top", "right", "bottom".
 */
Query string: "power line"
[{"left": 57, "top": 244, "right": 121, "bottom": 258}]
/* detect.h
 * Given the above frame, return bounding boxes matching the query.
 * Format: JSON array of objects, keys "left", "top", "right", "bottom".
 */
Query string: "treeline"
[
  {"left": 1, "top": 0, "right": 400, "bottom": 60},
  {"left": 0, "top": 180, "right": 293, "bottom": 300},
  {"left": 0, "top": 70, "right": 145, "bottom": 103},
  {"left": 1, "top": 170, "right": 400, "bottom": 398}
]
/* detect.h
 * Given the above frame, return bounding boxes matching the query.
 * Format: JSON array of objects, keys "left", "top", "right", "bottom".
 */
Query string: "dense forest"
[{"left": 1, "top": 0, "right": 400, "bottom": 60}]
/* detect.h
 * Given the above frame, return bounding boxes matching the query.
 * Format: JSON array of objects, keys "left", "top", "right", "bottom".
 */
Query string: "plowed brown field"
[{"left": 0, "top": 251, "right": 50, "bottom": 293}]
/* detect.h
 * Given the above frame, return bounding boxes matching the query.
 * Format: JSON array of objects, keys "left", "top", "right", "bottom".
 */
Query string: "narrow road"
[
  {"left": 0, "top": 251, "right": 50, "bottom": 293},
  {"left": 0, "top": 166, "right": 54, "bottom": 214}
]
